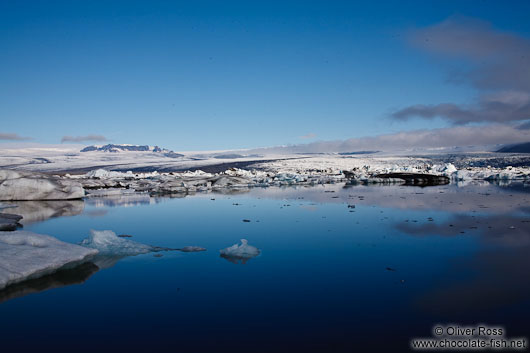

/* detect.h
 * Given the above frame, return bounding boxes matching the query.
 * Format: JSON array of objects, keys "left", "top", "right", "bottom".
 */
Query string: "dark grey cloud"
[
  {"left": 0, "top": 132, "right": 32, "bottom": 141},
  {"left": 61, "top": 134, "right": 108, "bottom": 143},
  {"left": 516, "top": 120, "right": 530, "bottom": 130},
  {"left": 393, "top": 16, "right": 530, "bottom": 124},
  {"left": 393, "top": 92, "right": 530, "bottom": 124},
  {"left": 249, "top": 124, "right": 530, "bottom": 153}
]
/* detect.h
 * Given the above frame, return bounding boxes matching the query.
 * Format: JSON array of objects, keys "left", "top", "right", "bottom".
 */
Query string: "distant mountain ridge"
[
  {"left": 496, "top": 142, "right": 530, "bottom": 153},
  {"left": 80, "top": 144, "right": 184, "bottom": 158}
]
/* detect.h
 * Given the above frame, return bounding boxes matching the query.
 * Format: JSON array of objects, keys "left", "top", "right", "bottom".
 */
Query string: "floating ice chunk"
[
  {"left": 0, "top": 231, "right": 98, "bottom": 290},
  {"left": 85, "top": 169, "right": 134, "bottom": 179},
  {"left": 220, "top": 239, "right": 260, "bottom": 264},
  {"left": 212, "top": 176, "right": 249, "bottom": 188},
  {"left": 179, "top": 170, "right": 214, "bottom": 178},
  {"left": 79, "top": 230, "right": 203, "bottom": 256},
  {"left": 442, "top": 163, "right": 458, "bottom": 174},
  {"left": 79, "top": 230, "right": 169, "bottom": 256}
]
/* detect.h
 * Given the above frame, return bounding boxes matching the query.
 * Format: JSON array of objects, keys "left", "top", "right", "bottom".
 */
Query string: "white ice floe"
[
  {"left": 79, "top": 229, "right": 206, "bottom": 256},
  {"left": 0, "top": 170, "right": 84, "bottom": 200},
  {"left": 180, "top": 170, "right": 214, "bottom": 178},
  {"left": 220, "top": 239, "right": 260, "bottom": 264},
  {"left": 79, "top": 230, "right": 162, "bottom": 256},
  {"left": 429, "top": 163, "right": 458, "bottom": 175},
  {"left": 0, "top": 231, "right": 98, "bottom": 290},
  {"left": 85, "top": 169, "right": 135, "bottom": 179}
]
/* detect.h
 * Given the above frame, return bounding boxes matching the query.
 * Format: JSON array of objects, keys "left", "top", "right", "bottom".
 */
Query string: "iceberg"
[
  {"left": 0, "top": 231, "right": 98, "bottom": 290},
  {"left": 79, "top": 229, "right": 205, "bottom": 255},
  {"left": 220, "top": 239, "right": 261, "bottom": 264},
  {"left": 79, "top": 229, "right": 169, "bottom": 256},
  {"left": 0, "top": 170, "right": 84, "bottom": 200},
  {"left": 85, "top": 169, "right": 135, "bottom": 179}
]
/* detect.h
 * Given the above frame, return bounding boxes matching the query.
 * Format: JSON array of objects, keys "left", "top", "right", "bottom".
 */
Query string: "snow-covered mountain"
[
  {"left": 0, "top": 143, "right": 277, "bottom": 173},
  {"left": 496, "top": 142, "right": 530, "bottom": 153},
  {"left": 80, "top": 144, "right": 184, "bottom": 158}
]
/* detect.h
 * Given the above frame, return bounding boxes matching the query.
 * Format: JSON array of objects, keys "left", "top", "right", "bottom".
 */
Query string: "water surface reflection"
[{"left": 0, "top": 182, "right": 528, "bottom": 352}]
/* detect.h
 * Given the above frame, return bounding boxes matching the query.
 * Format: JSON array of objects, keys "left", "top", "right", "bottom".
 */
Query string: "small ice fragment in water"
[
  {"left": 220, "top": 239, "right": 260, "bottom": 264},
  {"left": 80, "top": 230, "right": 171, "bottom": 256}
]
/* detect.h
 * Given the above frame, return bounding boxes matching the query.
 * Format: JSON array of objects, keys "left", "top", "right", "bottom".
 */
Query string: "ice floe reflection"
[
  {"left": 1, "top": 182, "right": 529, "bottom": 352},
  {"left": 0, "top": 200, "right": 84, "bottom": 224},
  {"left": 0, "top": 262, "right": 99, "bottom": 304},
  {"left": 416, "top": 245, "right": 530, "bottom": 316},
  {"left": 394, "top": 206, "right": 530, "bottom": 316}
]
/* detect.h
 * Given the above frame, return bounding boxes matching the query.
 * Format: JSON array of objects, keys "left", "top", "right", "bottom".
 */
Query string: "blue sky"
[{"left": 1, "top": 0, "right": 530, "bottom": 151}]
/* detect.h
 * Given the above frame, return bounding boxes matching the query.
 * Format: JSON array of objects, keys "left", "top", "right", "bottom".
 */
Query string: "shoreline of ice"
[
  {"left": 1, "top": 152, "right": 529, "bottom": 201},
  {"left": 66, "top": 161, "right": 530, "bottom": 197}
]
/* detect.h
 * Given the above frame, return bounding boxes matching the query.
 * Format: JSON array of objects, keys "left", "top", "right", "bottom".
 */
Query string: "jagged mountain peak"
[{"left": 80, "top": 144, "right": 183, "bottom": 158}]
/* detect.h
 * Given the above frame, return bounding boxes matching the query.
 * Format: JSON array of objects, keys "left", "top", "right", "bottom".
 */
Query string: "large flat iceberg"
[
  {"left": 0, "top": 231, "right": 98, "bottom": 290},
  {"left": 0, "top": 170, "right": 84, "bottom": 200}
]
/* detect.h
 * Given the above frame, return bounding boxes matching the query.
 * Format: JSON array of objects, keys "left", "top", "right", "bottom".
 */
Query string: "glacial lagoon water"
[{"left": 0, "top": 183, "right": 529, "bottom": 352}]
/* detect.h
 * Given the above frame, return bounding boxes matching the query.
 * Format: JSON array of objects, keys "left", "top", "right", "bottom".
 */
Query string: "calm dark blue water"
[{"left": 0, "top": 183, "right": 529, "bottom": 352}]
